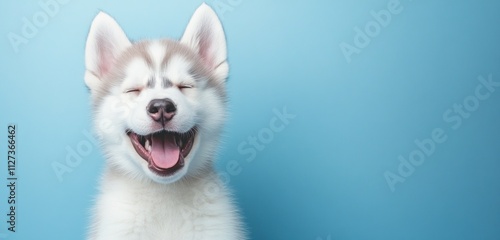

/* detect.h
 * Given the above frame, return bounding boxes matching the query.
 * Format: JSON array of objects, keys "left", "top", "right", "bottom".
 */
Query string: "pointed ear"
[
  {"left": 181, "top": 3, "right": 228, "bottom": 81},
  {"left": 85, "top": 12, "right": 131, "bottom": 90}
]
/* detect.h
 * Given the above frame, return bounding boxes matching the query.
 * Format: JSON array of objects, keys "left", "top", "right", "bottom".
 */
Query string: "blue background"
[{"left": 1, "top": 0, "right": 500, "bottom": 239}]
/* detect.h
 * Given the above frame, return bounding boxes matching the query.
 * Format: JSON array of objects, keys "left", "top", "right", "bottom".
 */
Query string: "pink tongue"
[{"left": 150, "top": 134, "right": 180, "bottom": 169}]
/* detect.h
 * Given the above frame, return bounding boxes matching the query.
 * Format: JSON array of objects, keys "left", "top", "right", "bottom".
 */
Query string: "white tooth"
[
  {"left": 176, "top": 136, "right": 182, "bottom": 147},
  {"left": 145, "top": 139, "right": 151, "bottom": 152}
]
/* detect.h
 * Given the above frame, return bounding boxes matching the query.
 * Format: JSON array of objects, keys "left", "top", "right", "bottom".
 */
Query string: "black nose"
[{"left": 147, "top": 98, "right": 177, "bottom": 124}]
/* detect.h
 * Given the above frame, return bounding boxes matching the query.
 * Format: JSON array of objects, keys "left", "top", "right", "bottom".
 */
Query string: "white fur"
[
  {"left": 164, "top": 55, "right": 196, "bottom": 86},
  {"left": 85, "top": 12, "right": 131, "bottom": 92},
  {"left": 85, "top": 4, "right": 245, "bottom": 240},
  {"left": 181, "top": 3, "right": 229, "bottom": 81},
  {"left": 148, "top": 41, "right": 167, "bottom": 70}
]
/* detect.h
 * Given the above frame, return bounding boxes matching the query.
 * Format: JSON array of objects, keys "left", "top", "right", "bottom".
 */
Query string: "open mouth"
[{"left": 127, "top": 128, "right": 196, "bottom": 176}]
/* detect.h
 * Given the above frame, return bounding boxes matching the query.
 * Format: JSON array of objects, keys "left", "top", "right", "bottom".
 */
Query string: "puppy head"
[{"left": 84, "top": 4, "right": 228, "bottom": 184}]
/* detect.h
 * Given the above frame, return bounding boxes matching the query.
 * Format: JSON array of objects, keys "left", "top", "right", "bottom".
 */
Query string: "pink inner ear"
[
  {"left": 96, "top": 34, "right": 115, "bottom": 76},
  {"left": 197, "top": 28, "right": 215, "bottom": 69}
]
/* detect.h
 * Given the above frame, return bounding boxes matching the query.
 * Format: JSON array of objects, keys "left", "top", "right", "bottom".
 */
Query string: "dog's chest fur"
[{"left": 89, "top": 169, "right": 242, "bottom": 240}]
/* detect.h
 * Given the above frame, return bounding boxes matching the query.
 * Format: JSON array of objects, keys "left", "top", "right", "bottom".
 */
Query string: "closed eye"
[
  {"left": 125, "top": 88, "right": 141, "bottom": 94},
  {"left": 178, "top": 84, "right": 193, "bottom": 89}
]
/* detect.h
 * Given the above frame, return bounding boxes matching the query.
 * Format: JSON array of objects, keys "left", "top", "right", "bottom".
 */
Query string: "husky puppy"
[{"left": 84, "top": 3, "right": 245, "bottom": 239}]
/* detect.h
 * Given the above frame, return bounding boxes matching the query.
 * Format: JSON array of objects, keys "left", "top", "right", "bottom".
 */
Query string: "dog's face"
[{"left": 84, "top": 4, "right": 228, "bottom": 184}]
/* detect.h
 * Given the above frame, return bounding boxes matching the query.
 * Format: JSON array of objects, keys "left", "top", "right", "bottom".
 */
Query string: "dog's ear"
[
  {"left": 181, "top": 3, "right": 228, "bottom": 81},
  {"left": 85, "top": 12, "right": 131, "bottom": 91}
]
